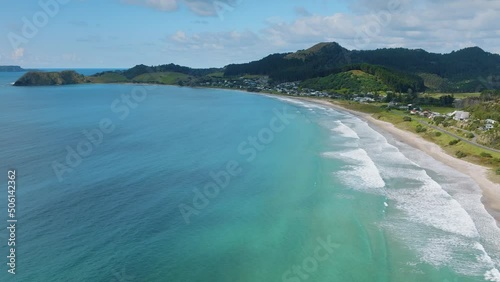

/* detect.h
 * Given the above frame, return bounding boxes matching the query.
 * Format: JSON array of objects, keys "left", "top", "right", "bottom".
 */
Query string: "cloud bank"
[
  {"left": 124, "top": 0, "right": 241, "bottom": 17},
  {"left": 164, "top": 0, "right": 500, "bottom": 64}
]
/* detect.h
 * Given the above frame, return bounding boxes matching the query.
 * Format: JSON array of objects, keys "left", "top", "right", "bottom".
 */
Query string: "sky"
[{"left": 0, "top": 0, "right": 499, "bottom": 68}]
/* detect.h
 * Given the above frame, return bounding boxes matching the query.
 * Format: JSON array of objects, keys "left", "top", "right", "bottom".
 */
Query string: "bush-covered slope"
[{"left": 14, "top": 71, "right": 86, "bottom": 86}]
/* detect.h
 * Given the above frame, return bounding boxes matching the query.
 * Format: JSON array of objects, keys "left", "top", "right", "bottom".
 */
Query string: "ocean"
[{"left": 0, "top": 70, "right": 499, "bottom": 282}]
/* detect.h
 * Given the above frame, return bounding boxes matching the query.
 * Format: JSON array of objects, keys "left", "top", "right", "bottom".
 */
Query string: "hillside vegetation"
[
  {"left": 301, "top": 70, "right": 387, "bottom": 94},
  {"left": 225, "top": 43, "right": 500, "bottom": 92},
  {"left": 132, "top": 72, "right": 192, "bottom": 85},
  {"left": 301, "top": 64, "right": 424, "bottom": 93},
  {"left": 14, "top": 42, "right": 500, "bottom": 94},
  {"left": 14, "top": 71, "right": 86, "bottom": 86}
]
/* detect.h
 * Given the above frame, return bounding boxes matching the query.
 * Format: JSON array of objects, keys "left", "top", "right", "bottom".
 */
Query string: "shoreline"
[
  {"left": 288, "top": 96, "right": 500, "bottom": 227},
  {"left": 13, "top": 80, "right": 500, "bottom": 226}
]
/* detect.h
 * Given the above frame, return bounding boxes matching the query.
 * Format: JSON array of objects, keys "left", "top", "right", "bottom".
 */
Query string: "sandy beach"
[{"left": 292, "top": 97, "right": 500, "bottom": 227}]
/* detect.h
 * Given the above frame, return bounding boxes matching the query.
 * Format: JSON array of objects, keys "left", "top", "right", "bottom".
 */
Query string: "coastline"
[{"left": 288, "top": 96, "right": 500, "bottom": 227}]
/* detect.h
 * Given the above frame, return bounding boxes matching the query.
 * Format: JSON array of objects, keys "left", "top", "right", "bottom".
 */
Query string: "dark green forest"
[{"left": 225, "top": 43, "right": 500, "bottom": 92}]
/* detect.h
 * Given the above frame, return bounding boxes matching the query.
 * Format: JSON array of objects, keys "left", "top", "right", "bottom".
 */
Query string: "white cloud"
[
  {"left": 11, "top": 48, "right": 24, "bottom": 60},
  {"left": 168, "top": 30, "right": 259, "bottom": 50},
  {"left": 171, "top": 31, "right": 188, "bottom": 43},
  {"left": 124, "top": 0, "right": 178, "bottom": 11},
  {"left": 260, "top": 0, "right": 500, "bottom": 53},
  {"left": 147, "top": 0, "right": 178, "bottom": 10},
  {"left": 123, "top": 0, "right": 241, "bottom": 16},
  {"left": 160, "top": 0, "right": 500, "bottom": 67},
  {"left": 183, "top": 0, "right": 217, "bottom": 16}
]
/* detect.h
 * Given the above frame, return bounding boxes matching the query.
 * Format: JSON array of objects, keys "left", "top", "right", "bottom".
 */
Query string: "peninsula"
[
  {"left": 0, "top": 65, "right": 26, "bottom": 72},
  {"left": 14, "top": 70, "right": 87, "bottom": 86}
]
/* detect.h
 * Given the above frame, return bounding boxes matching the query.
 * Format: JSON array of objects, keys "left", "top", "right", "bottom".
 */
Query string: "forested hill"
[
  {"left": 0, "top": 65, "right": 26, "bottom": 72},
  {"left": 14, "top": 43, "right": 500, "bottom": 93},
  {"left": 14, "top": 71, "right": 86, "bottom": 86},
  {"left": 354, "top": 46, "right": 500, "bottom": 80},
  {"left": 123, "top": 64, "right": 221, "bottom": 79},
  {"left": 225, "top": 42, "right": 500, "bottom": 92}
]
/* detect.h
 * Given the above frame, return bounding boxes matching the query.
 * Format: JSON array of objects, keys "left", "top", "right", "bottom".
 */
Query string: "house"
[
  {"left": 388, "top": 101, "right": 399, "bottom": 108},
  {"left": 421, "top": 110, "right": 431, "bottom": 117},
  {"left": 485, "top": 119, "right": 497, "bottom": 131},
  {"left": 353, "top": 97, "right": 375, "bottom": 103},
  {"left": 453, "top": 111, "right": 470, "bottom": 121}
]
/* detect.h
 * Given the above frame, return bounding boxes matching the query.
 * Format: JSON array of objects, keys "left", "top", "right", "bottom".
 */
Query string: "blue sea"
[{"left": 0, "top": 70, "right": 499, "bottom": 281}]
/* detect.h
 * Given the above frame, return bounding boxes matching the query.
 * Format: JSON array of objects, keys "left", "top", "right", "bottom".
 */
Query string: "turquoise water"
[{"left": 0, "top": 72, "right": 499, "bottom": 281}]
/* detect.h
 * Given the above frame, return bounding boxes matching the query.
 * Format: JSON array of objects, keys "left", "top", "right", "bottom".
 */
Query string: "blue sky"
[{"left": 1, "top": 0, "right": 499, "bottom": 68}]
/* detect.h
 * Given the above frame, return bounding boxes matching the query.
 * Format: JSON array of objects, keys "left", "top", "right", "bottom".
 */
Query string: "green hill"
[
  {"left": 87, "top": 72, "right": 128, "bottom": 83},
  {"left": 131, "top": 72, "right": 192, "bottom": 85},
  {"left": 0, "top": 65, "right": 25, "bottom": 72},
  {"left": 14, "top": 71, "right": 86, "bottom": 86},
  {"left": 14, "top": 42, "right": 500, "bottom": 92},
  {"left": 224, "top": 42, "right": 500, "bottom": 92},
  {"left": 302, "top": 70, "right": 388, "bottom": 94},
  {"left": 300, "top": 64, "right": 423, "bottom": 93},
  {"left": 120, "top": 64, "right": 220, "bottom": 79}
]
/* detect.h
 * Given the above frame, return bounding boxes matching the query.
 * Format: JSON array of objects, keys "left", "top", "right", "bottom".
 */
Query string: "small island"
[
  {"left": 0, "top": 65, "right": 26, "bottom": 72},
  {"left": 13, "top": 70, "right": 87, "bottom": 86}
]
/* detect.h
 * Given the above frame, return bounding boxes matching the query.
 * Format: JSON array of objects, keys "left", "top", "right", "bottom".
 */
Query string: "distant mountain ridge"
[
  {"left": 225, "top": 42, "right": 500, "bottom": 92},
  {"left": 13, "top": 42, "right": 500, "bottom": 92}
]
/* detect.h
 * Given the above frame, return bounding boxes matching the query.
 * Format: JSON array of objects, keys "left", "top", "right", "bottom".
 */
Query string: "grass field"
[
  {"left": 422, "top": 106, "right": 455, "bottom": 114},
  {"left": 424, "top": 92, "right": 481, "bottom": 99}
]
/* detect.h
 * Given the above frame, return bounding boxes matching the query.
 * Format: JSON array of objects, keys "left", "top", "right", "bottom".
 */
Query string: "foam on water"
[
  {"left": 323, "top": 148, "right": 386, "bottom": 190},
  {"left": 265, "top": 97, "right": 500, "bottom": 280},
  {"left": 272, "top": 96, "right": 330, "bottom": 111},
  {"left": 330, "top": 120, "right": 360, "bottom": 139},
  {"left": 474, "top": 243, "right": 500, "bottom": 281},
  {"left": 273, "top": 96, "right": 309, "bottom": 107},
  {"left": 355, "top": 118, "right": 500, "bottom": 278},
  {"left": 388, "top": 169, "right": 479, "bottom": 237},
  {"left": 304, "top": 101, "right": 500, "bottom": 280},
  {"left": 485, "top": 269, "right": 500, "bottom": 282}
]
